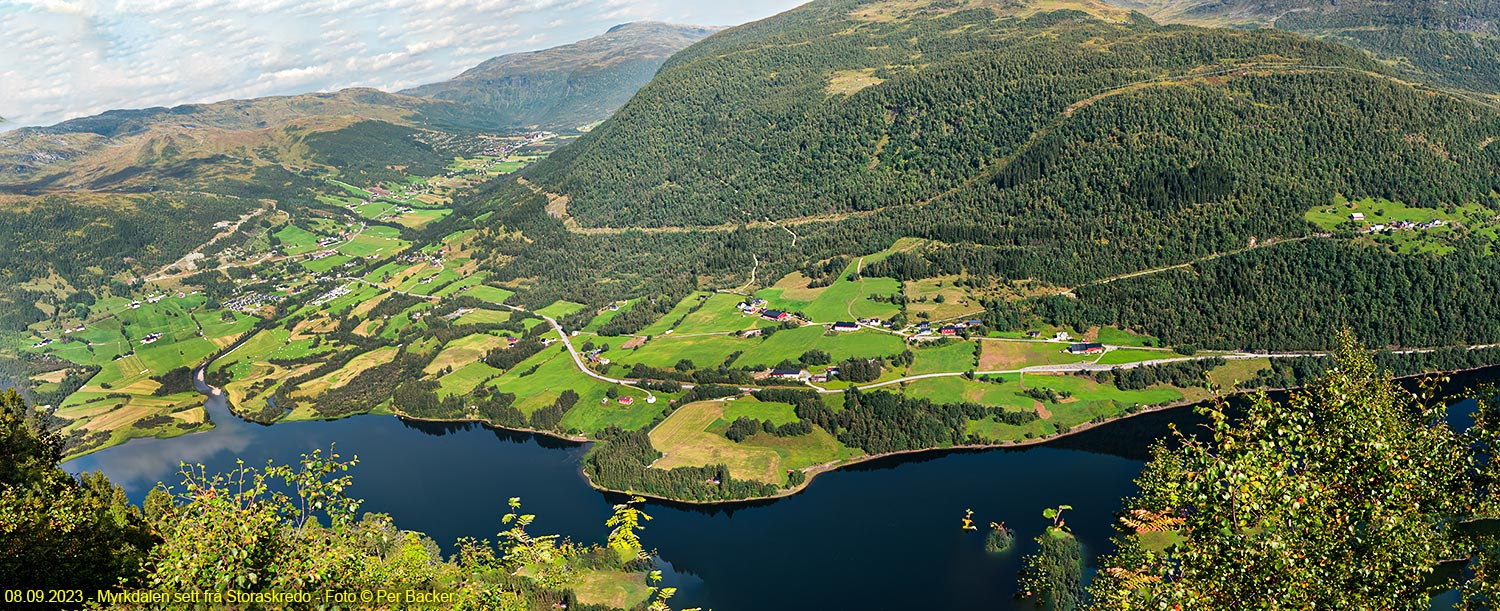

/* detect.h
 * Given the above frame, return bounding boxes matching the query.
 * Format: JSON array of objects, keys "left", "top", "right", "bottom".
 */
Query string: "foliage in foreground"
[
  {"left": 0, "top": 385, "right": 689, "bottom": 610},
  {"left": 1089, "top": 331, "right": 1500, "bottom": 609}
]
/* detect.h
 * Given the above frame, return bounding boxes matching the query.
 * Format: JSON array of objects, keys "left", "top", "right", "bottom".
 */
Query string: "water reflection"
[{"left": 57, "top": 365, "right": 1500, "bottom": 611}]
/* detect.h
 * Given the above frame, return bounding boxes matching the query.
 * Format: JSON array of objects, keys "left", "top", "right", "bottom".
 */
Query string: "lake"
[{"left": 62, "top": 368, "right": 1497, "bottom": 610}]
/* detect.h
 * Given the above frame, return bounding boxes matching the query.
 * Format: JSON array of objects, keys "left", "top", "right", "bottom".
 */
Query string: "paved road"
[{"left": 351, "top": 275, "right": 1500, "bottom": 400}]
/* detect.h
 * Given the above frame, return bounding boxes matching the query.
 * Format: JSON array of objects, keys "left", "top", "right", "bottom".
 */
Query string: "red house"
[{"left": 761, "top": 309, "right": 791, "bottom": 322}]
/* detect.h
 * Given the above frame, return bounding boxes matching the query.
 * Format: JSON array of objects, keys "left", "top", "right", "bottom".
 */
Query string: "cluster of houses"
[
  {"left": 738, "top": 298, "right": 822, "bottom": 324},
  {"left": 1361, "top": 219, "right": 1446, "bottom": 234},
  {"left": 140, "top": 332, "right": 163, "bottom": 345},
  {"left": 225, "top": 292, "right": 282, "bottom": 312},
  {"left": 768, "top": 365, "right": 841, "bottom": 383},
  {"left": 401, "top": 250, "right": 445, "bottom": 267},
  {"left": 418, "top": 273, "right": 443, "bottom": 285},
  {"left": 379, "top": 206, "right": 415, "bottom": 222},
  {"left": 309, "top": 284, "right": 353, "bottom": 307},
  {"left": 315, "top": 234, "right": 348, "bottom": 248},
  {"left": 912, "top": 319, "right": 984, "bottom": 337},
  {"left": 737, "top": 298, "right": 790, "bottom": 322},
  {"left": 583, "top": 348, "right": 611, "bottom": 366},
  {"left": 1350, "top": 212, "right": 1449, "bottom": 233}
]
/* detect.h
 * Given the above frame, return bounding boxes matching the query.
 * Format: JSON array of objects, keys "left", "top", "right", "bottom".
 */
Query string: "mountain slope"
[
  {"left": 492, "top": 0, "right": 1500, "bottom": 350},
  {"left": 1109, "top": 0, "right": 1500, "bottom": 97},
  {"left": 402, "top": 22, "right": 717, "bottom": 129},
  {"left": 527, "top": 0, "right": 1495, "bottom": 231},
  {"left": 0, "top": 88, "right": 487, "bottom": 193}
]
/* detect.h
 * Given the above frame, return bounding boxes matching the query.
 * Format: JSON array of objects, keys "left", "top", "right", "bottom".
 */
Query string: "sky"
[{"left": 0, "top": 0, "right": 807, "bottom": 129}]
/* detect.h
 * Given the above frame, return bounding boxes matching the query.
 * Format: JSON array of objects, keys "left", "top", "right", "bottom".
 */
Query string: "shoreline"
[
  {"left": 556, "top": 362, "right": 1500, "bottom": 507},
  {"left": 65, "top": 340, "right": 1500, "bottom": 504}
]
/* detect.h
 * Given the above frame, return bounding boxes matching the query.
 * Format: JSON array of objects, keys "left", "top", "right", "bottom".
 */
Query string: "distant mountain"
[
  {"left": 1108, "top": 0, "right": 1500, "bottom": 97},
  {"left": 0, "top": 22, "right": 714, "bottom": 192},
  {"left": 0, "top": 88, "right": 489, "bottom": 192},
  {"left": 402, "top": 22, "right": 718, "bottom": 130}
]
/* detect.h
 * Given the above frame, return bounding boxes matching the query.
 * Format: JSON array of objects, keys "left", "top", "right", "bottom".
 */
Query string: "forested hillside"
[
  {"left": 403, "top": 22, "right": 717, "bottom": 129},
  {"left": 527, "top": 0, "right": 1497, "bottom": 231},
  {"left": 502, "top": 0, "right": 1500, "bottom": 351},
  {"left": 1112, "top": 0, "right": 1500, "bottom": 97}
]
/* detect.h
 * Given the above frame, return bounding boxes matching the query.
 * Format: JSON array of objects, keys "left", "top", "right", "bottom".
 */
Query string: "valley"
[
  {"left": 5, "top": 0, "right": 1500, "bottom": 507},
  {"left": 8, "top": 1, "right": 1500, "bottom": 607}
]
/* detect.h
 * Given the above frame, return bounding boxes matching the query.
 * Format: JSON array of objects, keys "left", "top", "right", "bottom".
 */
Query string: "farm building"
[
  {"left": 1067, "top": 342, "right": 1105, "bottom": 355},
  {"left": 761, "top": 309, "right": 791, "bottom": 322},
  {"left": 1351, "top": 213, "right": 1366, "bottom": 221},
  {"left": 769, "top": 368, "right": 809, "bottom": 380},
  {"left": 832, "top": 322, "right": 859, "bottom": 332},
  {"left": 618, "top": 396, "right": 635, "bottom": 405},
  {"left": 939, "top": 326, "right": 959, "bottom": 335}
]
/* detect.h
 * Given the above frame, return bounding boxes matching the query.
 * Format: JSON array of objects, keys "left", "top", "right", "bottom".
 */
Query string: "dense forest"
[
  {"left": 528, "top": 0, "right": 1496, "bottom": 235},
  {"left": 1036, "top": 238, "right": 1500, "bottom": 350},
  {"left": 1120, "top": 0, "right": 1500, "bottom": 96}
]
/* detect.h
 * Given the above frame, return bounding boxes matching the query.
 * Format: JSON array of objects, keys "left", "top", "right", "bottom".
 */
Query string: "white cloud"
[{"left": 0, "top": 0, "right": 807, "bottom": 129}]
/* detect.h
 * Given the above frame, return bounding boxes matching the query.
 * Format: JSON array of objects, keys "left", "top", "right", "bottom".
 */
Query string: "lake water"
[{"left": 62, "top": 369, "right": 1497, "bottom": 610}]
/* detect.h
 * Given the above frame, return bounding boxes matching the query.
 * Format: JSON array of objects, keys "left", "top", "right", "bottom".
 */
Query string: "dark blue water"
[{"left": 62, "top": 368, "right": 1496, "bottom": 610}]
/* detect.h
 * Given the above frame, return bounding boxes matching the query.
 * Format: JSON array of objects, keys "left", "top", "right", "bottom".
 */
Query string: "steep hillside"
[
  {"left": 1111, "top": 0, "right": 1500, "bottom": 96},
  {"left": 528, "top": 0, "right": 1496, "bottom": 230},
  {"left": 402, "top": 22, "right": 717, "bottom": 129},
  {"left": 493, "top": 0, "right": 1500, "bottom": 350}
]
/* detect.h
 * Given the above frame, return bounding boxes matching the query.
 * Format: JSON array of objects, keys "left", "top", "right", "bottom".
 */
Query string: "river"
[{"left": 61, "top": 367, "right": 1499, "bottom": 610}]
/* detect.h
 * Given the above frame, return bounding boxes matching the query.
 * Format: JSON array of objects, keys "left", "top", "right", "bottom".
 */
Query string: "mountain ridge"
[{"left": 401, "top": 21, "right": 718, "bottom": 129}]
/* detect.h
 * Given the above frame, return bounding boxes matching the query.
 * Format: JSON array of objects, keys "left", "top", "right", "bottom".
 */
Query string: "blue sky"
[{"left": 0, "top": 0, "right": 807, "bottom": 129}]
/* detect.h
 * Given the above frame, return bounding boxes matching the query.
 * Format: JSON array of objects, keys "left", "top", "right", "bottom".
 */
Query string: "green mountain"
[
  {"left": 509, "top": 0, "right": 1500, "bottom": 349},
  {"left": 402, "top": 22, "right": 718, "bottom": 130},
  {"left": 1108, "top": 0, "right": 1500, "bottom": 97}
]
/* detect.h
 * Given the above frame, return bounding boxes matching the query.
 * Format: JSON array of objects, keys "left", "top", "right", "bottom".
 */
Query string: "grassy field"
[
  {"left": 731, "top": 327, "right": 903, "bottom": 369},
  {"left": 903, "top": 277, "right": 982, "bottom": 321},
  {"left": 637, "top": 292, "right": 712, "bottom": 336},
  {"left": 801, "top": 259, "right": 902, "bottom": 322},
  {"left": 649, "top": 400, "right": 859, "bottom": 485},
  {"left": 296, "top": 347, "right": 397, "bottom": 397},
  {"left": 425, "top": 333, "right": 509, "bottom": 374},
  {"left": 484, "top": 342, "right": 663, "bottom": 432},
  {"left": 977, "top": 340, "right": 1097, "bottom": 371},
  {"left": 904, "top": 371, "right": 1186, "bottom": 439},
  {"left": 454, "top": 309, "right": 510, "bottom": 325},
  {"left": 667, "top": 292, "right": 765, "bottom": 335},
  {"left": 650, "top": 401, "right": 782, "bottom": 482},
  {"left": 720, "top": 396, "right": 800, "bottom": 426},
  {"left": 908, "top": 341, "right": 978, "bottom": 375},
  {"left": 614, "top": 334, "right": 753, "bottom": 370},
  {"left": 438, "top": 361, "right": 502, "bottom": 397},
  {"left": 1096, "top": 348, "right": 1174, "bottom": 365},
  {"left": 754, "top": 272, "right": 826, "bottom": 312},
  {"left": 275, "top": 225, "right": 321, "bottom": 255},
  {"left": 1095, "top": 326, "right": 1158, "bottom": 348},
  {"left": 535, "top": 300, "right": 586, "bottom": 320},
  {"left": 463, "top": 285, "right": 515, "bottom": 304}
]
